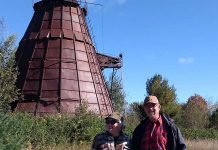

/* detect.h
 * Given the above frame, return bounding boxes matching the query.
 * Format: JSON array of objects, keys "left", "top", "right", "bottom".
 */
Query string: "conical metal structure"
[{"left": 15, "top": 0, "right": 119, "bottom": 116}]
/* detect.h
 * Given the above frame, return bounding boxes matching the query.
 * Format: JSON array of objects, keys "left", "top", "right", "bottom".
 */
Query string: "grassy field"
[
  {"left": 25, "top": 143, "right": 90, "bottom": 150},
  {"left": 186, "top": 139, "right": 218, "bottom": 150}
]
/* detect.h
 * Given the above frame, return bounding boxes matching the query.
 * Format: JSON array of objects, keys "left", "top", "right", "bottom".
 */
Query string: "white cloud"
[{"left": 178, "top": 57, "right": 194, "bottom": 64}]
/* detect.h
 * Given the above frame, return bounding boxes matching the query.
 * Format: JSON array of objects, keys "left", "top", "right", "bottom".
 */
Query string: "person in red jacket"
[{"left": 132, "top": 95, "right": 186, "bottom": 150}]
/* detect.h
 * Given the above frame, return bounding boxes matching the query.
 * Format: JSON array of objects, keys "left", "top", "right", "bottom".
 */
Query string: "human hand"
[{"left": 115, "top": 144, "right": 124, "bottom": 150}]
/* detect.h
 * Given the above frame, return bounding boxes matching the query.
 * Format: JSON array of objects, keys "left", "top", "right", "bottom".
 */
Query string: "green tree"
[
  {"left": 182, "top": 94, "right": 209, "bottom": 129},
  {"left": 146, "top": 74, "right": 182, "bottom": 121},
  {"left": 106, "top": 69, "right": 126, "bottom": 113},
  {"left": 0, "top": 21, "right": 19, "bottom": 112},
  {"left": 129, "top": 102, "right": 146, "bottom": 121},
  {"left": 209, "top": 108, "right": 218, "bottom": 129}
]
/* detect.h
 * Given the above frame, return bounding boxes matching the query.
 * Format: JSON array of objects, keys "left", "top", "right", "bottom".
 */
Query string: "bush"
[
  {"left": 209, "top": 108, "right": 218, "bottom": 129},
  {"left": 124, "top": 113, "right": 140, "bottom": 136},
  {"left": 1, "top": 109, "right": 218, "bottom": 149},
  {"left": 181, "top": 128, "right": 218, "bottom": 140},
  {"left": 0, "top": 107, "right": 104, "bottom": 149},
  {"left": 0, "top": 112, "right": 31, "bottom": 150},
  {"left": 67, "top": 105, "right": 104, "bottom": 143}
]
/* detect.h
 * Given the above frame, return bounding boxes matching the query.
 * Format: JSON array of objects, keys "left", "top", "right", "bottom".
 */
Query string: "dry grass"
[
  {"left": 25, "top": 142, "right": 90, "bottom": 150},
  {"left": 42, "top": 145, "right": 89, "bottom": 150},
  {"left": 25, "top": 140, "right": 218, "bottom": 150},
  {"left": 186, "top": 139, "right": 218, "bottom": 150}
]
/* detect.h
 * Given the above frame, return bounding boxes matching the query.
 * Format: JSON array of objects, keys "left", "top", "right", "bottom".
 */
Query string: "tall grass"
[
  {"left": 29, "top": 140, "right": 218, "bottom": 150},
  {"left": 26, "top": 143, "right": 90, "bottom": 150},
  {"left": 186, "top": 139, "right": 218, "bottom": 150}
]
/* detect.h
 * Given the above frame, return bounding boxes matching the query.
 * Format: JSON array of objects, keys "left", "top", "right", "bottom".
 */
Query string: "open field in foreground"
[
  {"left": 26, "top": 140, "right": 218, "bottom": 150},
  {"left": 185, "top": 139, "right": 218, "bottom": 150}
]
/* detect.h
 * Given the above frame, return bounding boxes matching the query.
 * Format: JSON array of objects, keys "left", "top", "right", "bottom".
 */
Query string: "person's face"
[
  {"left": 105, "top": 118, "right": 122, "bottom": 136},
  {"left": 144, "top": 102, "right": 161, "bottom": 122}
]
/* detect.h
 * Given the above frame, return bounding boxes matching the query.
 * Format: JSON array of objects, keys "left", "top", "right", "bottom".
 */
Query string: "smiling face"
[
  {"left": 105, "top": 118, "right": 122, "bottom": 136},
  {"left": 144, "top": 102, "right": 161, "bottom": 122}
]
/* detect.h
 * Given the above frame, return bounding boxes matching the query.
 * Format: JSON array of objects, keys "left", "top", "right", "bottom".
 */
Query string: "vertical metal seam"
[
  {"left": 80, "top": 6, "right": 103, "bottom": 117},
  {"left": 58, "top": 5, "right": 64, "bottom": 113},
  {"left": 38, "top": 6, "right": 49, "bottom": 115},
  {"left": 72, "top": 6, "right": 82, "bottom": 111},
  {"left": 35, "top": 6, "right": 47, "bottom": 115}
]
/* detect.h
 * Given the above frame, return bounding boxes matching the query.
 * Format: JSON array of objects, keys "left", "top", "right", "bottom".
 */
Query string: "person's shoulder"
[
  {"left": 161, "top": 114, "right": 178, "bottom": 129},
  {"left": 94, "top": 132, "right": 108, "bottom": 139},
  {"left": 133, "top": 119, "right": 146, "bottom": 133},
  {"left": 138, "top": 119, "right": 147, "bottom": 127},
  {"left": 120, "top": 132, "right": 131, "bottom": 139},
  {"left": 161, "top": 113, "right": 174, "bottom": 122},
  {"left": 92, "top": 132, "right": 109, "bottom": 149}
]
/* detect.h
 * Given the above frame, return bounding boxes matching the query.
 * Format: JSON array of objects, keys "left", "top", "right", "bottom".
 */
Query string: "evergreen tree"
[
  {"left": 129, "top": 102, "right": 146, "bottom": 121},
  {"left": 0, "top": 22, "right": 19, "bottom": 112},
  {"left": 106, "top": 69, "right": 126, "bottom": 113},
  {"left": 130, "top": 74, "right": 182, "bottom": 122},
  {"left": 209, "top": 108, "right": 218, "bottom": 129},
  {"left": 146, "top": 74, "right": 182, "bottom": 121}
]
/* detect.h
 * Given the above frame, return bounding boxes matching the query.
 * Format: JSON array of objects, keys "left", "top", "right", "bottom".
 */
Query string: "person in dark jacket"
[
  {"left": 132, "top": 95, "right": 186, "bottom": 150},
  {"left": 92, "top": 112, "right": 131, "bottom": 150}
]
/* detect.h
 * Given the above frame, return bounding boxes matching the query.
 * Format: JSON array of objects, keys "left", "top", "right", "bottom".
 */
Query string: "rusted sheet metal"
[
  {"left": 15, "top": 0, "right": 115, "bottom": 117},
  {"left": 96, "top": 53, "right": 122, "bottom": 70}
]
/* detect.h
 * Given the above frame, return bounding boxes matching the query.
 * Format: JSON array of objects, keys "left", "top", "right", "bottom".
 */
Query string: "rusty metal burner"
[{"left": 15, "top": 0, "right": 121, "bottom": 116}]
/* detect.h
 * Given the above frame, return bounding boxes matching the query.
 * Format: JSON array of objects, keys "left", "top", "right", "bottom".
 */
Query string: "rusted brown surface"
[
  {"left": 96, "top": 53, "right": 122, "bottom": 70},
  {"left": 15, "top": 0, "right": 115, "bottom": 116}
]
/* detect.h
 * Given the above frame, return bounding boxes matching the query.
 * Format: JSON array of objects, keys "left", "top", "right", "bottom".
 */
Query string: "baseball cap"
[
  {"left": 144, "top": 95, "right": 159, "bottom": 105},
  {"left": 105, "top": 112, "right": 122, "bottom": 122}
]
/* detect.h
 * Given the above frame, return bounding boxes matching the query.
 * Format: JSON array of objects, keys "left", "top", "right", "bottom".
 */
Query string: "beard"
[{"left": 147, "top": 111, "right": 159, "bottom": 122}]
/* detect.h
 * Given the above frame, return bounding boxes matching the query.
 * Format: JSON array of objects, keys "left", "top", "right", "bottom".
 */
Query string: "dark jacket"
[
  {"left": 92, "top": 131, "right": 131, "bottom": 150},
  {"left": 131, "top": 114, "right": 186, "bottom": 150}
]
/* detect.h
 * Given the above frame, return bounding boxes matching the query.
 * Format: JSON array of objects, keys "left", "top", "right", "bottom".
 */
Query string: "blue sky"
[{"left": 1, "top": 0, "right": 218, "bottom": 104}]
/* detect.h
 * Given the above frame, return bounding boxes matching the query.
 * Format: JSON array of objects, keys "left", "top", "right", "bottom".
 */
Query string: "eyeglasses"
[
  {"left": 105, "top": 119, "right": 118, "bottom": 125},
  {"left": 144, "top": 103, "right": 158, "bottom": 108}
]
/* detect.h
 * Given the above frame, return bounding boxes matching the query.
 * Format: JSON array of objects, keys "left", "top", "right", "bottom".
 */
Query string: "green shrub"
[
  {"left": 1, "top": 110, "right": 218, "bottom": 149},
  {"left": 0, "top": 112, "right": 31, "bottom": 150},
  {"left": 68, "top": 105, "right": 104, "bottom": 143},
  {"left": 124, "top": 114, "right": 140, "bottom": 136},
  {"left": 0, "top": 108, "right": 104, "bottom": 149},
  {"left": 181, "top": 128, "right": 218, "bottom": 140}
]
